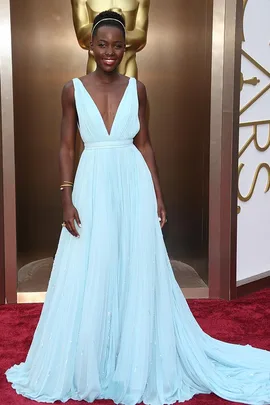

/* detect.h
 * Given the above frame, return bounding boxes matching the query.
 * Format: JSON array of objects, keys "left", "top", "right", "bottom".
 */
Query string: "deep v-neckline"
[{"left": 77, "top": 77, "right": 131, "bottom": 136}]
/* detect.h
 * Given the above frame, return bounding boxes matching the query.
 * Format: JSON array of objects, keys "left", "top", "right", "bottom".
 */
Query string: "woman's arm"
[
  {"left": 59, "top": 82, "right": 81, "bottom": 237},
  {"left": 134, "top": 81, "right": 167, "bottom": 228}
]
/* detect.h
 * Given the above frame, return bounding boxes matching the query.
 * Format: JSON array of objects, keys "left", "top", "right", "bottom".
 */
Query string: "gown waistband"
[{"left": 84, "top": 139, "right": 133, "bottom": 150}]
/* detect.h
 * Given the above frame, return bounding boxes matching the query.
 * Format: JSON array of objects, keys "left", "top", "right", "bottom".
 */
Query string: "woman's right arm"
[{"left": 59, "top": 81, "right": 81, "bottom": 238}]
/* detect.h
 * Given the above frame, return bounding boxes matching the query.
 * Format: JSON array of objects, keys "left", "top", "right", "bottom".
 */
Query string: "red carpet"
[{"left": 1, "top": 288, "right": 270, "bottom": 405}]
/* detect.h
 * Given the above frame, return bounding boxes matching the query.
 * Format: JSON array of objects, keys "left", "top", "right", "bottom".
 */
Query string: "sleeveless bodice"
[
  {"left": 72, "top": 77, "right": 140, "bottom": 147},
  {"left": 6, "top": 76, "right": 270, "bottom": 405}
]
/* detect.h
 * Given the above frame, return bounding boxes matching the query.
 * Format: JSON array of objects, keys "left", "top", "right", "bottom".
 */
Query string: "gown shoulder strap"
[
  {"left": 129, "top": 77, "right": 139, "bottom": 108},
  {"left": 71, "top": 78, "right": 84, "bottom": 106},
  {"left": 72, "top": 77, "right": 79, "bottom": 90}
]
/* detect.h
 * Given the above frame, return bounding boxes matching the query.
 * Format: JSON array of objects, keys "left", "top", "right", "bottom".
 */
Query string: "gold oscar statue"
[{"left": 71, "top": 0, "right": 150, "bottom": 78}]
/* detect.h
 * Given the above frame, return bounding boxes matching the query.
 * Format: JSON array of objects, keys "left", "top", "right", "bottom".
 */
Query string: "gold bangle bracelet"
[
  {"left": 63, "top": 181, "right": 73, "bottom": 184},
  {"left": 60, "top": 184, "right": 73, "bottom": 190}
]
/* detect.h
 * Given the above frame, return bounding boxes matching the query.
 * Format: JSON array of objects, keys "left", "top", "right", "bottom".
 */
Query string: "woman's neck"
[{"left": 91, "top": 68, "right": 120, "bottom": 84}]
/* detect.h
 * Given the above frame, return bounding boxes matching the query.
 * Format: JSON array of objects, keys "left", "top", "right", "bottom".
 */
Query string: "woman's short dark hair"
[{"left": 92, "top": 10, "right": 126, "bottom": 38}]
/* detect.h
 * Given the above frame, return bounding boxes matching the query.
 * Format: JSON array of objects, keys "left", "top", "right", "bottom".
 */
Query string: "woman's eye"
[
  {"left": 115, "top": 44, "right": 123, "bottom": 49},
  {"left": 98, "top": 43, "right": 105, "bottom": 48}
]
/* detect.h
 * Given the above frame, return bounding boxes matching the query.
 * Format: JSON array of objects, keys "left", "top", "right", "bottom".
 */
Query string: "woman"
[{"left": 6, "top": 10, "right": 270, "bottom": 405}]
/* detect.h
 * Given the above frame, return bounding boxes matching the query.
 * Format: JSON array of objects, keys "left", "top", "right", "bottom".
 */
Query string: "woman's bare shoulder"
[
  {"left": 134, "top": 79, "right": 147, "bottom": 101},
  {"left": 61, "top": 80, "right": 75, "bottom": 102}
]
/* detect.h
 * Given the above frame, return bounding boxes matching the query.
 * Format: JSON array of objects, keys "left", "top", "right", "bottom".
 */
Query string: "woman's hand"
[
  {"left": 157, "top": 198, "right": 167, "bottom": 228},
  {"left": 63, "top": 202, "right": 81, "bottom": 238}
]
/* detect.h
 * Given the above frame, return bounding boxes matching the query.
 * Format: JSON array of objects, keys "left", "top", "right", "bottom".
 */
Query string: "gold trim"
[
  {"left": 240, "top": 119, "right": 270, "bottom": 127},
  {"left": 238, "top": 163, "right": 270, "bottom": 202},
  {"left": 240, "top": 84, "right": 270, "bottom": 116},
  {"left": 243, "top": 76, "right": 260, "bottom": 86},
  {"left": 238, "top": 1, "right": 270, "bottom": 215},
  {"left": 240, "top": 51, "right": 270, "bottom": 115},
  {"left": 242, "top": 0, "right": 248, "bottom": 42},
  {"left": 238, "top": 121, "right": 270, "bottom": 211},
  {"left": 237, "top": 120, "right": 270, "bottom": 208},
  {"left": 239, "top": 123, "right": 270, "bottom": 158},
  {"left": 242, "top": 50, "right": 270, "bottom": 78},
  {"left": 240, "top": 72, "right": 260, "bottom": 92}
]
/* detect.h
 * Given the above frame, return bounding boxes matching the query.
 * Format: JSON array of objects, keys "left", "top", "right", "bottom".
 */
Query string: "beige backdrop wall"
[{"left": 10, "top": 0, "right": 212, "bottom": 280}]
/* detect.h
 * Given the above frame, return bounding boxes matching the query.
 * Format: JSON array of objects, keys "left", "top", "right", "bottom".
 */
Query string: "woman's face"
[{"left": 91, "top": 25, "right": 125, "bottom": 73}]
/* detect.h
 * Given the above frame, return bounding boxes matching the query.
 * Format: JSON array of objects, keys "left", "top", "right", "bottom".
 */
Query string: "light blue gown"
[{"left": 5, "top": 77, "right": 270, "bottom": 405}]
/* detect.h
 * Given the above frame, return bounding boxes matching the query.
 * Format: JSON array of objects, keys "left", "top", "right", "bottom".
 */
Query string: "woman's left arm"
[{"left": 134, "top": 81, "right": 167, "bottom": 228}]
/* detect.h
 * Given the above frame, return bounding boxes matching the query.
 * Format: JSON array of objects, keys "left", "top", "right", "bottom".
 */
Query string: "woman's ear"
[{"left": 89, "top": 41, "right": 94, "bottom": 55}]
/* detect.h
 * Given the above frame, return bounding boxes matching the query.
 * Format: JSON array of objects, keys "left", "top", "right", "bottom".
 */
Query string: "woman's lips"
[{"left": 103, "top": 59, "right": 117, "bottom": 66}]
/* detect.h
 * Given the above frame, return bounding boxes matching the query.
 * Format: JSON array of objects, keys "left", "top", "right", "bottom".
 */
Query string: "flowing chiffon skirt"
[{"left": 5, "top": 77, "right": 270, "bottom": 405}]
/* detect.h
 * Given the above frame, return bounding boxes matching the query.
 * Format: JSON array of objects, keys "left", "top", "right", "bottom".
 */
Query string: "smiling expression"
[{"left": 90, "top": 25, "right": 126, "bottom": 73}]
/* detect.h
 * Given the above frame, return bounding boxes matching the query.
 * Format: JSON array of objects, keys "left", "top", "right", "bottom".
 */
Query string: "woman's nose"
[{"left": 105, "top": 46, "right": 114, "bottom": 55}]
